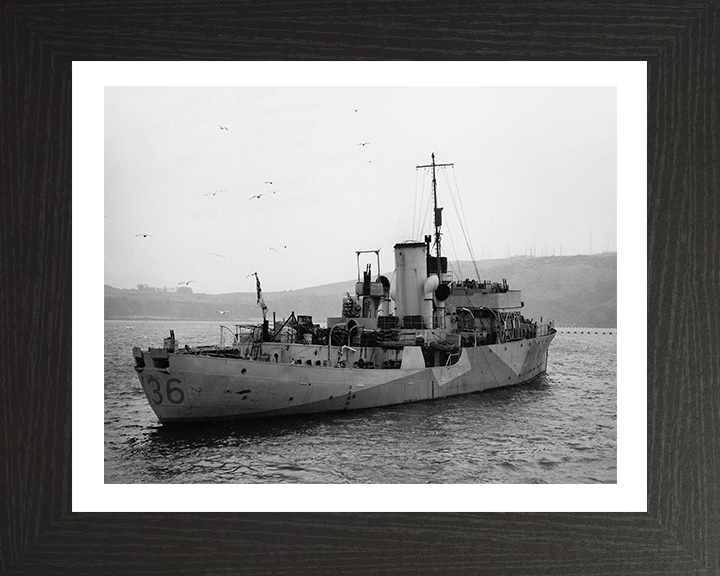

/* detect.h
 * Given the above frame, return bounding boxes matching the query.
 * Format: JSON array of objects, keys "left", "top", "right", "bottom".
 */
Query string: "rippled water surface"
[{"left": 105, "top": 321, "right": 616, "bottom": 484}]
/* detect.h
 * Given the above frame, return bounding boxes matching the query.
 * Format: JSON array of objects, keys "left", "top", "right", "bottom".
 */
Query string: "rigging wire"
[
  {"left": 442, "top": 168, "right": 482, "bottom": 281},
  {"left": 451, "top": 167, "right": 483, "bottom": 265},
  {"left": 439, "top": 188, "right": 463, "bottom": 281},
  {"left": 413, "top": 168, "right": 428, "bottom": 239},
  {"left": 453, "top": 167, "right": 478, "bottom": 246},
  {"left": 446, "top": 168, "right": 479, "bottom": 265},
  {"left": 448, "top": 227, "right": 473, "bottom": 308},
  {"left": 413, "top": 170, "right": 427, "bottom": 240},
  {"left": 437, "top": 174, "right": 482, "bottom": 311},
  {"left": 416, "top": 168, "right": 433, "bottom": 239},
  {"left": 411, "top": 168, "right": 420, "bottom": 240},
  {"left": 392, "top": 169, "right": 421, "bottom": 244}
]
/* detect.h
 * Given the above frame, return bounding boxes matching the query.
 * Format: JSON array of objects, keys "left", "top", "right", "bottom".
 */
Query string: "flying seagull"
[
  {"left": 135, "top": 233, "right": 152, "bottom": 238},
  {"left": 358, "top": 142, "right": 370, "bottom": 146},
  {"left": 218, "top": 125, "right": 229, "bottom": 131},
  {"left": 211, "top": 252, "right": 226, "bottom": 259},
  {"left": 178, "top": 280, "right": 195, "bottom": 285},
  {"left": 264, "top": 181, "right": 273, "bottom": 185},
  {"left": 218, "top": 310, "right": 229, "bottom": 315},
  {"left": 205, "top": 189, "right": 226, "bottom": 197},
  {"left": 249, "top": 193, "right": 265, "bottom": 200}
]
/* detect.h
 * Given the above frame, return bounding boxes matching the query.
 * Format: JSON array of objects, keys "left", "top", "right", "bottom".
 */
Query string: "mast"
[{"left": 416, "top": 152, "right": 453, "bottom": 278}]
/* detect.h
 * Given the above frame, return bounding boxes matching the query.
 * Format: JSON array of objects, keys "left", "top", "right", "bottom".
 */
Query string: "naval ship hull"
[
  {"left": 134, "top": 332, "right": 555, "bottom": 423},
  {"left": 132, "top": 155, "right": 558, "bottom": 424}
]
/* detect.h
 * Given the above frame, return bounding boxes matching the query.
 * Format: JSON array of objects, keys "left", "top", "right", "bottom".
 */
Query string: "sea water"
[{"left": 104, "top": 320, "right": 616, "bottom": 484}]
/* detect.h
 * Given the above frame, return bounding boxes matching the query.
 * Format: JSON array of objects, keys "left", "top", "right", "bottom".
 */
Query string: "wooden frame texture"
[{"left": 1, "top": 1, "right": 718, "bottom": 574}]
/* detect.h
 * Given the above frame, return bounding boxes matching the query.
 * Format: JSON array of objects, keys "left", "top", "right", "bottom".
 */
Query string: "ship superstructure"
[{"left": 132, "top": 154, "right": 556, "bottom": 423}]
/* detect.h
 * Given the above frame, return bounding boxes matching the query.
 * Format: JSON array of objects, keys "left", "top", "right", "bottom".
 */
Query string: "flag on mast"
[{"left": 254, "top": 272, "right": 268, "bottom": 319}]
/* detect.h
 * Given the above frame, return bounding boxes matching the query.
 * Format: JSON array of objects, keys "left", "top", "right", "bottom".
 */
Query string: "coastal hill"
[{"left": 105, "top": 253, "right": 617, "bottom": 328}]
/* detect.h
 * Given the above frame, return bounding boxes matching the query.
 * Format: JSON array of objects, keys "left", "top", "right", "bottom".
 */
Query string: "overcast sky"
[{"left": 105, "top": 86, "right": 616, "bottom": 294}]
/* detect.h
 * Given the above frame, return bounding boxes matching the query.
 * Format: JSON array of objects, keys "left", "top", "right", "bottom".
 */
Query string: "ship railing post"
[
  {"left": 328, "top": 323, "right": 340, "bottom": 366},
  {"left": 348, "top": 324, "right": 360, "bottom": 347}
]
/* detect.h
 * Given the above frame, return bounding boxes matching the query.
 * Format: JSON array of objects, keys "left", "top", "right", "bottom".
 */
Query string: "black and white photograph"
[
  {"left": 104, "top": 85, "right": 618, "bottom": 485},
  {"left": 7, "top": 2, "right": 719, "bottom": 572}
]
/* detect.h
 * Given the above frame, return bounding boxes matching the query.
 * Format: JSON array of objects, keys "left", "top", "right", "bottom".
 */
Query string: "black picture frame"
[{"left": 2, "top": 2, "right": 718, "bottom": 574}]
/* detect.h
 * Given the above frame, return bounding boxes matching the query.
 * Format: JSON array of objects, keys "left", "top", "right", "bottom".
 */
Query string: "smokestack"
[{"left": 393, "top": 242, "right": 427, "bottom": 320}]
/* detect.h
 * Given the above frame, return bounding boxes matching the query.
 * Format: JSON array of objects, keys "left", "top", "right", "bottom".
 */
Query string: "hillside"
[{"left": 105, "top": 253, "right": 617, "bottom": 327}]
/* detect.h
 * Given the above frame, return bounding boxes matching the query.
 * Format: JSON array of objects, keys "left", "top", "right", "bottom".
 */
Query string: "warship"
[{"left": 133, "top": 154, "right": 556, "bottom": 423}]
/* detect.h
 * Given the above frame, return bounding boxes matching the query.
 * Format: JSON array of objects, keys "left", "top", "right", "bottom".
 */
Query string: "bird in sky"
[
  {"left": 268, "top": 245, "right": 287, "bottom": 251},
  {"left": 218, "top": 125, "right": 229, "bottom": 131},
  {"left": 211, "top": 252, "right": 226, "bottom": 259},
  {"left": 264, "top": 181, "right": 273, "bottom": 185},
  {"left": 358, "top": 142, "right": 370, "bottom": 146},
  {"left": 218, "top": 310, "right": 229, "bottom": 315},
  {"left": 250, "top": 190, "right": 280, "bottom": 199},
  {"left": 351, "top": 108, "right": 360, "bottom": 112},
  {"left": 178, "top": 280, "right": 195, "bottom": 285},
  {"left": 205, "top": 189, "right": 226, "bottom": 197},
  {"left": 135, "top": 233, "right": 152, "bottom": 238}
]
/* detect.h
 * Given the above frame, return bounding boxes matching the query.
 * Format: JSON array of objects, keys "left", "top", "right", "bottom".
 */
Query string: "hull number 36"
[{"left": 146, "top": 376, "right": 185, "bottom": 405}]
